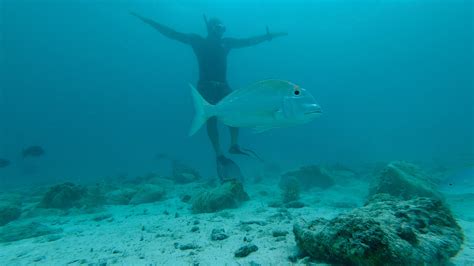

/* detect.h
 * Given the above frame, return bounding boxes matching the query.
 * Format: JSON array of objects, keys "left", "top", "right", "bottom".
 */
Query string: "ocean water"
[{"left": 0, "top": 0, "right": 473, "bottom": 265}]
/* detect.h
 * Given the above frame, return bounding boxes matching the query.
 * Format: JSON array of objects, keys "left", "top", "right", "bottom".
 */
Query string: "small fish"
[
  {"left": 0, "top": 159, "right": 10, "bottom": 168},
  {"left": 22, "top": 146, "right": 45, "bottom": 158},
  {"left": 189, "top": 79, "right": 322, "bottom": 135}
]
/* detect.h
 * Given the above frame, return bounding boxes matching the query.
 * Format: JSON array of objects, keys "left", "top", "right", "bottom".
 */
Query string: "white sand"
[{"left": 1, "top": 176, "right": 473, "bottom": 265}]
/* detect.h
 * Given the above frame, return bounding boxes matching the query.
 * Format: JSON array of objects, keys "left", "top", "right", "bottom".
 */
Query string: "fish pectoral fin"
[{"left": 274, "top": 108, "right": 285, "bottom": 120}]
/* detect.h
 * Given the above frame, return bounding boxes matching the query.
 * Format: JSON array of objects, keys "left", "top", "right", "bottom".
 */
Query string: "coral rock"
[
  {"left": 129, "top": 184, "right": 165, "bottom": 205},
  {"left": 39, "top": 182, "right": 87, "bottom": 209},
  {"left": 105, "top": 188, "right": 137, "bottom": 205},
  {"left": 0, "top": 203, "right": 21, "bottom": 226},
  {"left": 281, "top": 165, "right": 334, "bottom": 190},
  {"left": 234, "top": 244, "right": 258, "bottom": 258},
  {"left": 369, "top": 161, "right": 443, "bottom": 200},
  {"left": 293, "top": 194, "right": 463, "bottom": 266},
  {"left": 192, "top": 180, "right": 249, "bottom": 213}
]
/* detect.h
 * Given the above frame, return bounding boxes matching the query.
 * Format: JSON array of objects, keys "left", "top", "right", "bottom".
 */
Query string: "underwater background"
[
  {"left": 0, "top": 1, "right": 473, "bottom": 265},
  {"left": 1, "top": 0, "right": 472, "bottom": 187}
]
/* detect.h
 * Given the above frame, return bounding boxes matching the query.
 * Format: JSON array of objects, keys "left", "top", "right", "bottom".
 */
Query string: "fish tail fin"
[{"left": 189, "top": 83, "right": 214, "bottom": 136}]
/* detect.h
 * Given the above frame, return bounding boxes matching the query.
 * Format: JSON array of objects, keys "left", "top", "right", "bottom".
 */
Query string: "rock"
[
  {"left": 369, "top": 161, "right": 442, "bottom": 200},
  {"left": 180, "top": 194, "right": 192, "bottom": 203},
  {"left": 279, "top": 176, "right": 300, "bottom": 203},
  {"left": 191, "top": 180, "right": 249, "bottom": 213},
  {"left": 32, "top": 255, "right": 46, "bottom": 262},
  {"left": 105, "top": 188, "right": 137, "bottom": 205},
  {"left": 268, "top": 201, "right": 283, "bottom": 208},
  {"left": 234, "top": 244, "right": 258, "bottom": 258},
  {"left": 210, "top": 228, "right": 228, "bottom": 241},
  {"left": 241, "top": 220, "right": 267, "bottom": 226},
  {"left": 92, "top": 213, "right": 112, "bottom": 222},
  {"left": 129, "top": 184, "right": 165, "bottom": 205},
  {"left": 0, "top": 222, "right": 62, "bottom": 243},
  {"left": 293, "top": 194, "right": 464, "bottom": 266},
  {"left": 272, "top": 230, "right": 289, "bottom": 237},
  {"left": 274, "top": 236, "right": 286, "bottom": 242},
  {"left": 0, "top": 203, "right": 21, "bottom": 226},
  {"left": 190, "top": 226, "right": 199, "bottom": 233},
  {"left": 39, "top": 182, "right": 87, "bottom": 209},
  {"left": 179, "top": 243, "right": 199, "bottom": 250},
  {"left": 281, "top": 165, "right": 334, "bottom": 190},
  {"left": 243, "top": 236, "right": 253, "bottom": 242},
  {"left": 287, "top": 255, "right": 298, "bottom": 263},
  {"left": 239, "top": 224, "right": 252, "bottom": 232},
  {"left": 81, "top": 184, "right": 106, "bottom": 208},
  {"left": 174, "top": 173, "right": 199, "bottom": 184},
  {"left": 42, "top": 234, "right": 62, "bottom": 242}
]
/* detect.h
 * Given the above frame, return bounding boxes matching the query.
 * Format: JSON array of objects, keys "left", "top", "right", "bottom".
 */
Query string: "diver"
[{"left": 131, "top": 12, "right": 287, "bottom": 181}]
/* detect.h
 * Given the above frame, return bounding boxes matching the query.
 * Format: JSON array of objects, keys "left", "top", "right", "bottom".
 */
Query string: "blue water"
[{"left": 1, "top": 0, "right": 472, "bottom": 186}]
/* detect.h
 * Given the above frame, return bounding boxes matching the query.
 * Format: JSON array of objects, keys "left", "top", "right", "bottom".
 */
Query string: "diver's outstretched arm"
[
  {"left": 130, "top": 12, "right": 198, "bottom": 44},
  {"left": 225, "top": 27, "right": 287, "bottom": 49}
]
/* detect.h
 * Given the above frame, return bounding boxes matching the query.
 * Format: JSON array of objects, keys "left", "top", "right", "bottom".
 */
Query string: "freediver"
[{"left": 131, "top": 12, "right": 287, "bottom": 181}]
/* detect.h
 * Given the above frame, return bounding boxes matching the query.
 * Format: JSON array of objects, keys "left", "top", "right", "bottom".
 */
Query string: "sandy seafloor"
[{"left": 0, "top": 169, "right": 473, "bottom": 266}]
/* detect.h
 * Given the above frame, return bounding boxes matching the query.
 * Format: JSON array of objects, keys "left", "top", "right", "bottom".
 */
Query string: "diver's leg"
[
  {"left": 207, "top": 117, "right": 222, "bottom": 156},
  {"left": 210, "top": 124, "right": 244, "bottom": 182},
  {"left": 228, "top": 127, "right": 246, "bottom": 155},
  {"left": 228, "top": 127, "right": 264, "bottom": 161},
  {"left": 230, "top": 126, "right": 239, "bottom": 147}
]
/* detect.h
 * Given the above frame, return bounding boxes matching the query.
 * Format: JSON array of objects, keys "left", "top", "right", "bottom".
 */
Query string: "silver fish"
[{"left": 189, "top": 79, "right": 322, "bottom": 135}]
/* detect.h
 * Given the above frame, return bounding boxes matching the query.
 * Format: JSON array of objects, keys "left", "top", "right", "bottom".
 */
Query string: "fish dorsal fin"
[{"left": 224, "top": 79, "right": 294, "bottom": 100}]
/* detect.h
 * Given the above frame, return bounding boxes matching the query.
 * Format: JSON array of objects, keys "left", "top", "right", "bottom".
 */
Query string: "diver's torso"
[{"left": 192, "top": 38, "right": 230, "bottom": 83}]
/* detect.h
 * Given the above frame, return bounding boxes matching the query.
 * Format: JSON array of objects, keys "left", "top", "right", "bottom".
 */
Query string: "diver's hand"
[
  {"left": 130, "top": 11, "right": 147, "bottom": 21},
  {"left": 268, "top": 32, "right": 288, "bottom": 40},
  {"left": 266, "top": 26, "right": 288, "bottom": 41}
]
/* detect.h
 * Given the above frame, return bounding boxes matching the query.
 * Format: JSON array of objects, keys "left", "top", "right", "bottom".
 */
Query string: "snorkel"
[
  {"left": 203, "top": 14, "right": 225, "bottom": 38},
  {"left": 203, "top": 14, "right": 209, "bottom": 30}
]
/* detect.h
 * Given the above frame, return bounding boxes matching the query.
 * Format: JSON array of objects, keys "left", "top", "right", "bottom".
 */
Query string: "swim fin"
[
  {"left": 216, "top": 155, "right": 244, "bottom": 183},
  {"left": 229, "top": 145, "right": 264, "bottom": 162}
]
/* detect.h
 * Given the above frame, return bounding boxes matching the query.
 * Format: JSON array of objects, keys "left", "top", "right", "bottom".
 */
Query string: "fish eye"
[{"left": 294, "top": 90, "right": 300, "bottom": 96}]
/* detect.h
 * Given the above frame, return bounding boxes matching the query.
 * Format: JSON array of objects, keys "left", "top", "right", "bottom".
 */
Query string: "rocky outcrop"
[
  {"left": 293, "top": 194, "right": 464, "bottom": 266},
  {"left": 0, "top": 203, "right": 21, "bottom": 226},
  {"left": 105, "top": 188, "right": 137, "bottom": 205},
  {"left": 129, "top": 184, "right": 165, "bottom": 205},
  {"left": 280, "top": 165, "right": 334, "bottom": 190},
  {"left": 39, "top": 183, "right": 87, "bottom": 209},
  {"left": 369, "top": 161, "right": 443, "bottom": 200},
  {"left": 279, "top": 176, "right": 300, "bottom": 203},
  {"left": 105, "top": 183, "right": 166, "bottom": 205},
  {"left": 192, "top": 180, "right": 249, "bottom": 213}
]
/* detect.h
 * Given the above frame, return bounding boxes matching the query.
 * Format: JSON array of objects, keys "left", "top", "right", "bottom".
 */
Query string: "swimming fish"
[
  {"left": 189, "top": 79, "right": 322, "bottom": 136},
  {"left": 0, "top": 159, "right": 10, "bottom": 168},
  {"left": 22, "top": 146, "right": 45, "bottom": 158}
]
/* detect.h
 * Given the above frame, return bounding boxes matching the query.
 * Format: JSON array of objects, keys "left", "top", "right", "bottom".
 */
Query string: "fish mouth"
[{"left": 305, "top": 110, "right": 322, "bottom": 115}]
